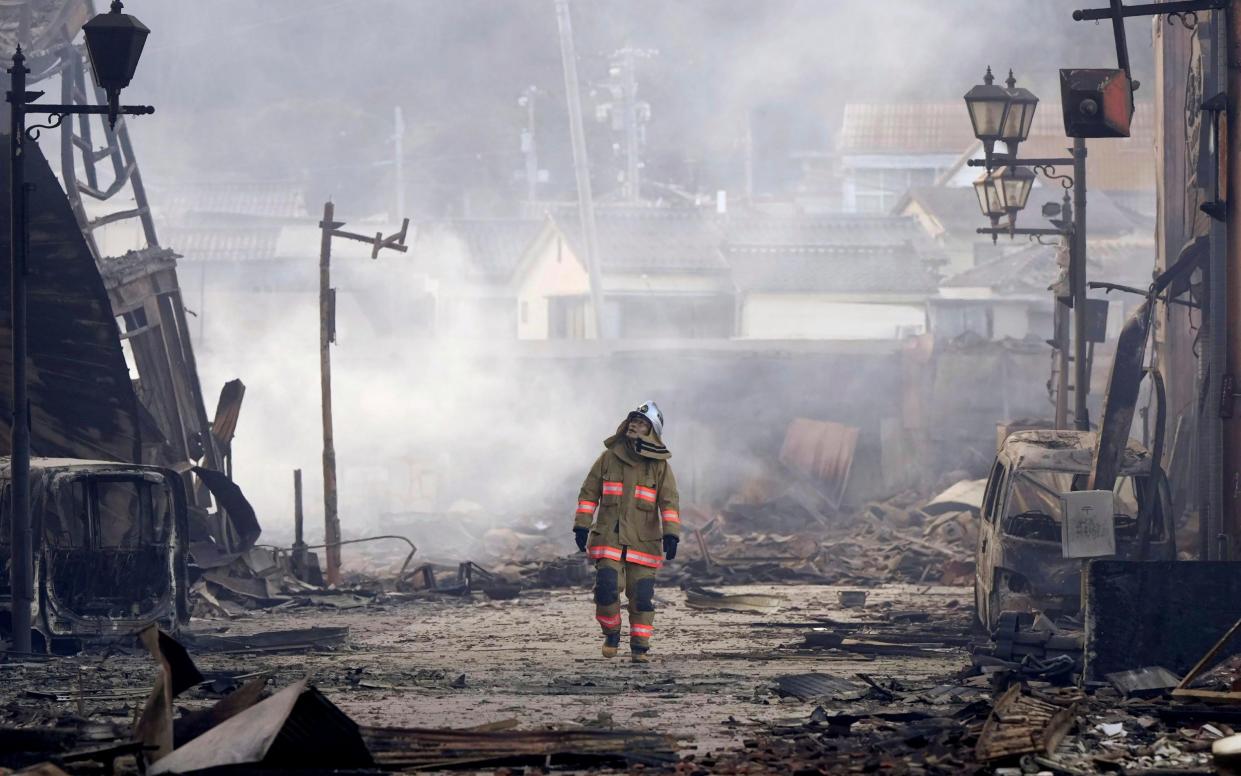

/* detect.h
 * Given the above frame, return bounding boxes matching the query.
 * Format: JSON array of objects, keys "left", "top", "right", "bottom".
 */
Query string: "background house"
[
  {"left": 797, "top": 103, "right": 976, "bottom": 215},
  {"left": 898, "top": 185, "right": 1146, "bottom": 276},
  {"left": 513, "top": 208, "right": 735, "bottom": 340},
  {"left": 725, "top": 215, "right": 942, "bottom": 339},
  {"left": 931, "top": 241, "right": 1155, "bottom": 343},
  {"left": 412, "top": 219, "right": 543, "bottom": 338}
]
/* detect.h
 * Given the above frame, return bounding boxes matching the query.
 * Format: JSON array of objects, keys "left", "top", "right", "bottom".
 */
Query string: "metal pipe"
[
  {"left": 967, "top": 156, "right": 1074, "bottom": 168},
  {"left": 1108, "top": 0, "right": 1132, "bottom": 79},
  {"left": 257, "top": 535, "right": 418, "bottom": 588},
  {"left": 7, "top": 46, "right": 31, "bottom": 654},
  {"left": 1073, "top": 138, "right": 1090, "bottom": 431},
  {"left": 976, "top": 227, "right": 1065, "bottom": 236},
  {"left": 1073, "top": 0, "right": 1225, "bottom": 22}
]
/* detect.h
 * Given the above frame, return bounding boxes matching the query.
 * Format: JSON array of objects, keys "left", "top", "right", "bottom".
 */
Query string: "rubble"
[
  {"left": 684, "top": 587, "right": 783, "bottom": 614},
  {"left": 975, "top": 684, "right": 1075, "bottom": 762}
]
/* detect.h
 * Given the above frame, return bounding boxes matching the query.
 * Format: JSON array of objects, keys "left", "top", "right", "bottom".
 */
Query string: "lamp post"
[
  {"left": 6, "top": 0, "right": 153, "bottom": 654},
  {"left": 964, "top": 69, "right": 1089, "bottom": 432}
]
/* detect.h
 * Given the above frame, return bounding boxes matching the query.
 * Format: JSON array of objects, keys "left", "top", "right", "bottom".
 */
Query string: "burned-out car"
[
  {"left": 974, "top": 430, "right": 1175, "bottom": 632},
  {"left": 0, "top": 458, "right": 189, "bottom": 651}
]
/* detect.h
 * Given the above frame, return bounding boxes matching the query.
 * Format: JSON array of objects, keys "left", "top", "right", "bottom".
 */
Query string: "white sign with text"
[{"left": 1060, "top": 490, "right": 1116, "bottom": 558}]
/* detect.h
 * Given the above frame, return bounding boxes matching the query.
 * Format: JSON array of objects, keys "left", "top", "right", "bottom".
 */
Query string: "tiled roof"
[
  {"left": 728, "top": 244, "right": 940, "bottom": 295},
  {"left": 941, "top": 243, "right": 1061, "bottom": 293},
  {"left": 839, "top": 101, "right": 1155, "bottom": 192},
  {"left": 554, "top": 208, "right": 729, "bottom": 272},
  {"left": 413, "top": 219, "right": 544, "bottom": 280},
  {"left": 1016, "top": 105, "right": 1154, "bottom": 192},
  {"left": 902, "top": 185, "right": 1141, "bottom": 239},
  {"left": 150, "top": 180, "right": 309, "bottom": 220},
  {"left": 837, "top": 103, "right": 977, "bottom": 155},
  {"left": 942, "top": 240, "right": 1155, "bottom": 294},
  {"left": 723, "top": 213, "right": 931, "bottom": 246},
  {"left": 162, "top": 225, "right": 282, "bottom": 263},
  {"left": 724, "top": 214, "right": 941, "bottom": 295}
]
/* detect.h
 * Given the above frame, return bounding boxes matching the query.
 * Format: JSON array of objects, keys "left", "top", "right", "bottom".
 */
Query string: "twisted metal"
[{"left": 1166, "top": 10, "right": 1198, "bottom": 29}]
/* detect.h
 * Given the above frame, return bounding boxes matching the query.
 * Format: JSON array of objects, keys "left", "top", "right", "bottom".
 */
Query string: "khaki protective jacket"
[{"left": 574, "top": 421, "right": 680, "bottom": 568}]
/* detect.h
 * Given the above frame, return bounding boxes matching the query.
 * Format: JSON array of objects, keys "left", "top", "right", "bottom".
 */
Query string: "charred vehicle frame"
[
  {"left": 974, "top": 430, "right": 1175, "bottom": 632},
  {"left": 0, "top": 458, "right": 188, "bottom": 651}
]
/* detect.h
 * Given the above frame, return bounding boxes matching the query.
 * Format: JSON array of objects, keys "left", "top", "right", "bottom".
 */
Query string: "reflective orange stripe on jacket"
[
  {"left": 588, "top": 545, "right": 623, "bottom": 562},
  {"left": 577, "top": 500, "right": 598, "bottom": 515},
  {"left": 660, "top": 509, "right": 679, "bottom": 524},
  {"left": 602, "top": 481, "right": 624, "bottom": 496},
  {"left": 634, "top": 485, "right": 657, "bottom": 503},
  {"left": 625, "top": 548, "right": 663, "bottom": 568}
]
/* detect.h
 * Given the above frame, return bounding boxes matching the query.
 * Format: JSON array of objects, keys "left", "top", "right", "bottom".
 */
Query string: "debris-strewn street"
[
  {"left": 6, "top": 0, "right": 1241, "bottom": 773},
  {"left": 2, "top": 579, "right": 1233, "bottom": 773}
]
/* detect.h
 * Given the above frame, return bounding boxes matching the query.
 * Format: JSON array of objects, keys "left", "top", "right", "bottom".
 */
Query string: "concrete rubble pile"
[
  {"left": 340, "top": 474, "right": 986, "bottom": 599},
  {"left": 655, "top": 477, "right": 981, "bottom": 590}
]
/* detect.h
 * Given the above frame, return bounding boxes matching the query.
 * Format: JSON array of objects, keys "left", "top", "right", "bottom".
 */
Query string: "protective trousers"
[{"left": 594, "top": 557, "right": 657, "bottom": 649}]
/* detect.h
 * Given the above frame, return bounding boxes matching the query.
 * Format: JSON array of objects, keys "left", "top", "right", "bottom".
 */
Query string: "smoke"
[
  {"left": 127, "top": 0, "right": 1155, "bottom": 216},
  {"left": 112, "top": 1, "right": 1156, "bottom": 556}
]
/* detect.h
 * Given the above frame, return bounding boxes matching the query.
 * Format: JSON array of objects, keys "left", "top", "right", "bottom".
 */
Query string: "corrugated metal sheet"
[{"left": 778, "top": 418, "right": 859, "bottom": 508}]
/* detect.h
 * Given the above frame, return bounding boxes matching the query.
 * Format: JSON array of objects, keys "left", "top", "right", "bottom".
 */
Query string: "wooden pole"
[
  {"left": 294, "top": 468, "right": 304, "bottom": 545},
  {"left": 319, "top": 202, "right": 341, "bottom": 585},
  {"left": 292, "top": 468, "right": 306, "bottom": 577}
]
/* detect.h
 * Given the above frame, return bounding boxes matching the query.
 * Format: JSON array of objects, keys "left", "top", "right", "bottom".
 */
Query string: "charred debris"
[{"left": 4, "top": 1, "right": 1241, "bottom": 774}]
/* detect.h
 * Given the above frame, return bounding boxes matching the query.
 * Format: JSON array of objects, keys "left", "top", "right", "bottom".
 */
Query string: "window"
[
  {"left": 982, "top": 461, "right": 1006, "bottom": 523},
  {"left": 53, "top": 476, "right": 172, "bottom": 550},
  {"left": 1003, "top": 470, "right": 1160, "bottom": 541}
]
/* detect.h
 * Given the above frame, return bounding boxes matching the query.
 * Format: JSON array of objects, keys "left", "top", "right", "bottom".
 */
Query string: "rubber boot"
[
  {"left": 602, "top": 633, "right": 620, "bottom": 658},
  {"left": 630, "top": 645, "right": 651, "bottom": 663}
]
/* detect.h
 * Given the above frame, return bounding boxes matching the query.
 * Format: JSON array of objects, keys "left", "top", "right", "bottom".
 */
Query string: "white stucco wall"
[
  {"left": 740, "top": 295, "right": 927, "bottom": 340},
  {"left": 991, "top": 304, "right": 1029, "bottom": 340},
  {"left": 515, "top": 235, "right": 591, "bottom": 339}
]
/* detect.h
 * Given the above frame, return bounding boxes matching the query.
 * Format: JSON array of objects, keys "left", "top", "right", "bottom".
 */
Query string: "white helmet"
[{"left": 627, "top": 400, "right": 664, "bottom": 437}]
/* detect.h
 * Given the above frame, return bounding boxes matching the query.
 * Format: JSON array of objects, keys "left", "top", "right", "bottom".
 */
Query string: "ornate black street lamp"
[
  {"left": 993, "top": 165, "right": 1037, "bottom": 228},
  {"left": 965, "top": 72, "right": 1089, "bottom": 432},
  {"left": 963, "top": 67, "right": 1011, "bottom": 165},
  {"left": 999, "top": 70, "right": 1039, "bottom": 159},
  {"left": 972, "top": 170, "right": 1005, "bottom": 236},
  {"left": 82, "top": 1, "right": 151, "bottom": 128},
  {"left": 6, "top": 0, "right": 153, "bottom": 654}
]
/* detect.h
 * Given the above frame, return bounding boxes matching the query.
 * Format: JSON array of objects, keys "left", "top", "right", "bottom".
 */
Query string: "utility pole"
[
  {"left": 604, "top": 47, "right": 655, "bottom": 202},
  {"left": 620, "top": 48, "right": 639, "bottom": 201},
  {"left": 744, "top": 110, "right": 755, "bottom": 202},
  {"left": 519, "top": 86, "right": 540, "bottom": 202},
  {"left": 554, "top": 0, "right": 605, "bottom": 338},
  {"left": 393, "top": 107, "right": 405, "bottom": 222},
  {"left": 318, "top": 202, "right": 409, "bottom": 585}
]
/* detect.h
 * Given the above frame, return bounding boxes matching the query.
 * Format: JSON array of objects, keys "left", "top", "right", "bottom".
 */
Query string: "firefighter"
[{"left": 572, "top": 401, "right": 680, "bottom": 663}]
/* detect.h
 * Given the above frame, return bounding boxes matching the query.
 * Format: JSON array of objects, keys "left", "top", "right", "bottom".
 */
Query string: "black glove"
[
  {"left": 663, "top": 534, "right": 679, "bottom": 560},
  {"left": 574, "top": 527, "right": 589, "bottom": 552}
]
